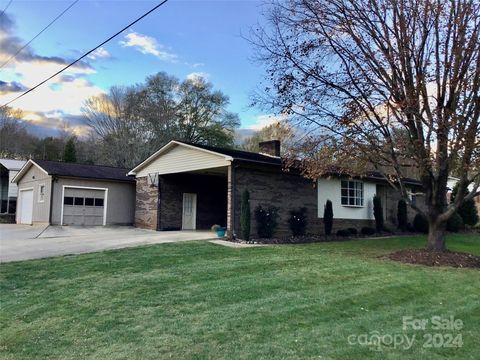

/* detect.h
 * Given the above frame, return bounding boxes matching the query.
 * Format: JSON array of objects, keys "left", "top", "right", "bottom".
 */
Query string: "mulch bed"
[{"left": 387, "top": 249, "right": 480, "bottom": 268}]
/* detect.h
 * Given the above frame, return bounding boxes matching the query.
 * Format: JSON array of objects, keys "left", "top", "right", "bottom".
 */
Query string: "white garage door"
[
  {"left": 19, "top": 189, "right": 33, "bottom": 224},
  {"left": 63, "top": 188, "right": 105, "bottom": 226}
]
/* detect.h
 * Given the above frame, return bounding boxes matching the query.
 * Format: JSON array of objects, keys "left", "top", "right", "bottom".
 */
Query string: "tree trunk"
[{"left": 426, "top": 219, "right": 447, "bottom": 252}]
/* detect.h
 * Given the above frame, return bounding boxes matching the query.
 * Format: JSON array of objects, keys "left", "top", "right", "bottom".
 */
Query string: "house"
[
  {"left": 0, "top": 159, "right": 26, "bottom": 216},
  {"left": 128, "top": 140, "right": 423, "bottom": 237},
  {"left": 12, "top": 160, "right": 135, "bottom": 226}
]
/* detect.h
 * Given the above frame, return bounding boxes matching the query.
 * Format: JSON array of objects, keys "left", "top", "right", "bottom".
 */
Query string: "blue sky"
[{"left": 0, "top": 0, "right": 276, "bottom": 137}]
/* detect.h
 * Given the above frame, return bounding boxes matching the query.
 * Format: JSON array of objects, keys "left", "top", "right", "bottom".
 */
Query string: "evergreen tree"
[
  {"left": 373, "top": 195, "right": 384, "bottom": 231},
  {"left": 64, "top": 137, "right": 77, "bottom": 163},
  {"left": 397, "top": 199, "right": 408, "bottom": 230},
  {"left": 451, "top": 184, "right": 479, "bottom": 226},
  {"left": 323, "top": 200, "right": 333, "bottom": 235},
  {"left": 240, "top": 189, "right": 251, "bottom": 240}
]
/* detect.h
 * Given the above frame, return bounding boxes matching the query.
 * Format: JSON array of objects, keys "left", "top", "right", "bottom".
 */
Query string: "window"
[
  {"left": 94, "top": 198, "right": 104, "bottom": 207},
  {"left": 38, "top": 184, "right": 45, "bottom": 202},
  {"left": 341, "top": 180, "right": 364, "bottom": 207},
  {"left": 85, "top": 198, "right": 94, "bottom": 206},
  {"left": 74, "top": 197, "right": 84, "bottom": 206},
  {"left": 64, "top": 196, "right": 74, "bottom": 205}
]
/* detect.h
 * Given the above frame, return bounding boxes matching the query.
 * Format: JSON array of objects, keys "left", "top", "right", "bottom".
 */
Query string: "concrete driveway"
[{"left": 0, "top": 224, "right": 215, "bottom": 263}]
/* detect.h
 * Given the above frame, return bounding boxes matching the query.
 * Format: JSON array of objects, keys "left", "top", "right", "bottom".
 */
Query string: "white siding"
[
  {"left": 317, "top": 178, "right": 377, "bottom": 220},
  {"left": 136, "top": 144, "right": 230, "bottom": 177},
  {"left": 8, "top": 170, "right": 18, "bottom": 197}
]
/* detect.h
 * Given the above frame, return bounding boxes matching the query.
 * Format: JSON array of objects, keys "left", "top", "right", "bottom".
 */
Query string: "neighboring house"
[
  {"left": 12, "top": 160, "right": 135, "bottom": 226},
  {"left": 447, "top": 176, "right": 480, "bottom": 217},
  {"left": 128, "top": 140, "right": 423, "bottom": 237},
  {"left": 0, "top": 159, "right": 26, "bottom": 215}
]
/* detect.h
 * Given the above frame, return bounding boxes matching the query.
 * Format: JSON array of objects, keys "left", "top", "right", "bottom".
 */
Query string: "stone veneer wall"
[{"left": 135, "top": 176, "right": 158, "bottom": 230}]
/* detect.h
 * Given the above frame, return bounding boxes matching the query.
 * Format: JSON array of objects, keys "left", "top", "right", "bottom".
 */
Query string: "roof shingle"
[{"left": 33, "top": 160, "right": 134, "bottom": 183}]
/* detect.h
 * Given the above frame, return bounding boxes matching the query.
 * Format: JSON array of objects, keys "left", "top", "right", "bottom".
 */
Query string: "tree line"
[{"left": 1, "top": 71, "right": 290, "bottom": 168}]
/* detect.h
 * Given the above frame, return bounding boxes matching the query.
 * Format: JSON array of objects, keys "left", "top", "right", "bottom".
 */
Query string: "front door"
[{"left": 182, "top": 193, "right": 197, "bottom": 230}]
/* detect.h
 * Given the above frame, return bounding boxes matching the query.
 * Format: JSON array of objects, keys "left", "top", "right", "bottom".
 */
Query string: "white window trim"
[
  {"left": 60, "top": 185, "right": 108, "bottom": 226},
  {"left": 38, "top": 183, "right": 45, "bottom": 203},
  {"left": 341, "top": 180, "right": 365, "bottom": 208}
]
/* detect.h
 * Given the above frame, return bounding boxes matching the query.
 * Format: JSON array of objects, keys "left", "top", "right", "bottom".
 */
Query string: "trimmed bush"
[
  {"left": 373, "top": 195, "right": 384, "bottom": 232},
  {"left": 446, "top": 213, "right": 464, "bottom": 233},
  {"left": 361, "top": 227, "right": 376, "bottom": 236},
  {"left": 323, "top": 200, "right": 333, "bottom": 235},
  {"left": 240, "top": 190, "right": 251, "bottom": 240},
  {"left": 397, "top": 199, "right": 408, "bottom": 230},
  {"left": 451, "top": 184, "right": 479, "bottom": 226},
  {"left": 413, "top": 213, "right": 429, "bottom": 233},
  {"left": 336, "top": 229, "right": 350, "bottom": 237},
  {"left": 254, "top": 205, "right": 279, "bottom": 238},
  {"left": 347, "top": 227, "right": 358, "bottom": 236},
  {"left": 288, "top": 207, "right": 307, "bottom": 236}
]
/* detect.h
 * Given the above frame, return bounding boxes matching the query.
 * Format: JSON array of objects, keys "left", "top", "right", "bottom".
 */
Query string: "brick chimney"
[{"left": 259, "top": 140, "right": 281, "bottom": 157}]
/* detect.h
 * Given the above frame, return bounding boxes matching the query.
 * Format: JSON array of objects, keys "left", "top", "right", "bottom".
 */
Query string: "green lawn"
[{"left": 1, "top": 235, "right": 479, "bottom": 359}]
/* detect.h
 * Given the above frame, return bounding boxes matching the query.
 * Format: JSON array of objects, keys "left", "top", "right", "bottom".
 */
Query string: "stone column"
[{"left": 227, "top": 165, "right": 234, "bottom": 239}]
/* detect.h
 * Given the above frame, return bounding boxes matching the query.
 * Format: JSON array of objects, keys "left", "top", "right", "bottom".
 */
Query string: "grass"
[{"left": 0, "top": 234, "right": 479, "bottom": 359}]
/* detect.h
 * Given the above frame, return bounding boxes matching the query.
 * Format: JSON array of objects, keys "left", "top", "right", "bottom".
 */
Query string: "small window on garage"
[
  {"left": 94, "top": 198, "right": 104, "bottom": 207},
  {"left": 38, "top": 184, "right": 45, "bottom": 202},
  {"left": 85, "top": 197, "right": 94, "bottom": 206},
  {"left": 74, "top": 197, "right": 84, "bottom": 206},
  {"left": 64, "top": 196, "right": 74, "bottom": 205}
]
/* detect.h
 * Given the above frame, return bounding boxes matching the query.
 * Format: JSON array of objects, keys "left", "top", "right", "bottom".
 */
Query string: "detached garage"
[{"left": 12, "top": 160, "right": 135, "bottom": 226}]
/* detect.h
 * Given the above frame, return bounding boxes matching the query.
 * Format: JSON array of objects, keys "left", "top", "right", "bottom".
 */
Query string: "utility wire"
[
  {"left": 0, "top": 0, "right": 13, "bottom": 18},
  {"left": 1, "top": 0, "right": 170, "bottom": 108},
  {"left": 1, "top": 0, "right": 80, "bottom": 69}
]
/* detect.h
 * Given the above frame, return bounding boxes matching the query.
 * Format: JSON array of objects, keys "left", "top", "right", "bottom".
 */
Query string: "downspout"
[{"left": 48, "top": 176, "right": 55, "bottom": 224}]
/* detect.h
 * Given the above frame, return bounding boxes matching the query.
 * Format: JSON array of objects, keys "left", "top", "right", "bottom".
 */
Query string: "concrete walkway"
[{"left": 0, "top": 224, "right": 214, "bottom": 263}]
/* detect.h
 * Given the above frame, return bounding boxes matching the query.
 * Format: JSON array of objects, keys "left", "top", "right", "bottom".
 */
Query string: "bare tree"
[
  {"left": 252, "top": 0, "right": 480, "bottom": 251},
  {"left": 82, "top": 72, "right": 240, "bottom": 168},
  {"left": 241, "top": 121, "right": 295, "bottom": 153},
  {"left": 0, "top": 106, "right": 35, "bottom": 157}
]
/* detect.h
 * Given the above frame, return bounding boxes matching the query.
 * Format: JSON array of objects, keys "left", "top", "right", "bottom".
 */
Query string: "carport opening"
[{"left": 158, "top": 167, "right": 228, "bottom": 231}]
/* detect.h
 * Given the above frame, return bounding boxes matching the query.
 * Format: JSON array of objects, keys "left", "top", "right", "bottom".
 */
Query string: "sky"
[{"left": 0, "top": 0, "right": 278, "bottom": 138}]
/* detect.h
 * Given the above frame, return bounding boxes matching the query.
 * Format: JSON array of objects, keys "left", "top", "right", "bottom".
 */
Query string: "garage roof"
[{"left": 12, "top": 159, "right": 135, "bottom": 183}]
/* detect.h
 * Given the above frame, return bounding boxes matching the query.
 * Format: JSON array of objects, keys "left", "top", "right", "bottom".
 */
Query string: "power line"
[
  {"left": 1, "top": 0, "right": 79, "bottom": 69},
  {"left": 0, "top": 0, "right": 13, "bottom": 17},
  {"left": 1, "top": 0, "right": 170, "bottom": 108}
]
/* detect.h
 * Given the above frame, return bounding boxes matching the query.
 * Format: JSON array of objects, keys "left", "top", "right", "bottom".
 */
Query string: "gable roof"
[
  {"left": 179, "top": 141, "right": 282, "bottom": 165},
  {"left": 128, "top": 140, "right": 282, "bottom": 176},
  {"left": 12, "top": 159, "right": 135, "bottom": 183}
]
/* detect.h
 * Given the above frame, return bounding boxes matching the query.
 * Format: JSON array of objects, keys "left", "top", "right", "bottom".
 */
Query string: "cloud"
[
  {"left": 0, "top": 80, "right": 27, "bottom": 94},
  {"left": 87, "top": 47, "right": 111, "bottom": 61},
  {"left": 245, "top": 114, "right": 287, "bottom": 131},
  {"left": 0, "top": 13, "right": 103, "bottom": 137},
  {"left": 119, "top": 31, "right": 177, "bottom": 62},
  {"left": 186, "top": 72, "right": 210, "bottom": 83}
]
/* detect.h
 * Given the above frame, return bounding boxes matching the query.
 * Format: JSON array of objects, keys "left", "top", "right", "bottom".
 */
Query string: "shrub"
[
  {"left": 397, "top": 199, "right": 408, "bottom": 230},
  {"left": 323, "top": 200, "right": 333, "bottom": 235},
  {"left": 336, "top": 229, "right": 350, "bottom": 237},
  {"left": 446, "top": 213, "right": 464, "bottom": 233},
  {"left": 288, "top": 207, "right": 307, "bottom": 236},
  {"left": 240, "top": 190, "right": 251, "bottom": 240},
  {"left": 361, "top": 227, "right": 376, "bottom": 236},
  {"left": 373, "top": 195, "right": 384, "bottom": 232},
  {"left": 406, "top": 223, "right": 416, "bottom": 232},
  {"left": 413, "top": 213, "right": 429, "bottom": 233},
  {"left": 254, "top": 205, "right": 279, "bottom": 238},
  {"left": 451, "top": 184, "right": 479, "bottom": 226},
  {"left": 347, "top": 227, "right": 358, "bottom": 236}
]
